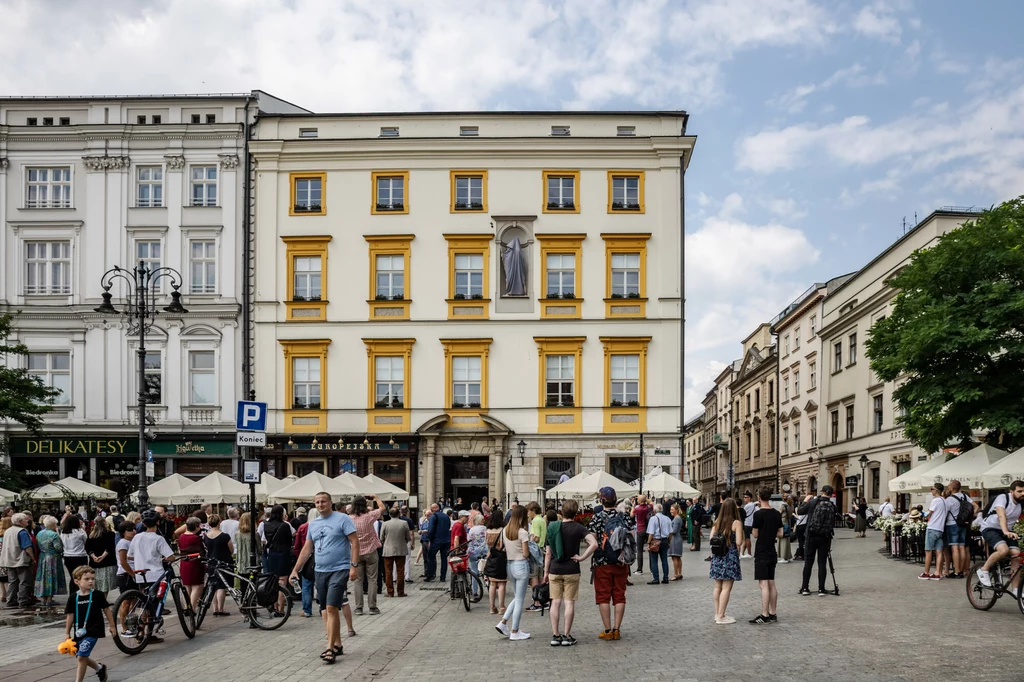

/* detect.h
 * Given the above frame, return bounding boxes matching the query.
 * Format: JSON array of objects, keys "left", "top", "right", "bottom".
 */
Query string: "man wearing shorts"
[
  {"left": 588, "top": 487, "right": 635, "bottom": 641},
  {"left": 943, "top": 480, "right": 974, "bottom": 579},
  {"left": 750, "top": 487, "right": 783, "bottom": 623},
  {"left": 920, "top": 483, "right": 947, "bottom": 580},
  {"left": 741, "top": 491, "right": 756, "bottom": 559},
  {"left": 544, "top": 500, "right": 597, "bottom": 647},
  {"left": 292, "top": 492, "right": 359, "bottom": 665},
  {"left": 977, "top": 480, "right": 1024, "bottom": 588}
]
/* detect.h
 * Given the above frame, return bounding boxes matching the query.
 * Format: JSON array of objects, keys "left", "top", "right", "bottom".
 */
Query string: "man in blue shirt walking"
[{"left": 424, "top": 503, "right": 451, "bottom": 582}]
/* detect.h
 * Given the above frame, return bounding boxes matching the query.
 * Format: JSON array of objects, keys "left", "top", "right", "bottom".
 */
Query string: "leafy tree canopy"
[
  {"left": 0, "top": 313, "right": 59, "bottom": 435},
  {"left": 866, "top": 198, "right": 1024, "bottom": 453}
]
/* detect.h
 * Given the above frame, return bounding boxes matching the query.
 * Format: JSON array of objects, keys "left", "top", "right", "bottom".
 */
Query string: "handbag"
[
  {"left": 484, "top": 533, "right": 506, "bottom": 577},
  {"left": 647, "top": 516, "right": 664, "bottom": 552}
]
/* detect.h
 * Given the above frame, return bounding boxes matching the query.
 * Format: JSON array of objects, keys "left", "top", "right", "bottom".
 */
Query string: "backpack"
[
  {"left": 598, "top": 513, "right": 636, "bottom": 565},
  {"left": 953, "top": 493, "right": 974, "bottom": 528},
  {"left": 709, "top": 531, "right": 729, "bottom": 557},
  {"left": 807, "top": 498, "right": 836, "bottom": 537},
  {"left": 982, "top": 494, "right": 1009, "bottom": 519},
  {"left": 547, "top": 521, "right": 564, "bottom": 562}
]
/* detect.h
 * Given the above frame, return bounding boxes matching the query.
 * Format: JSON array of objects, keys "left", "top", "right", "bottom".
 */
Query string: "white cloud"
[
  {"left": 759, "top": 197, "right": 808, "bottom": 219},
  {"left": 770, "top": 63, "right": 885, "bottom": 113},
  {"left": 737, "top": 84, "right": 1024, "bottom": 197},
  {"left": 852, "top": 2, "right": 902, "bottom": 43}
]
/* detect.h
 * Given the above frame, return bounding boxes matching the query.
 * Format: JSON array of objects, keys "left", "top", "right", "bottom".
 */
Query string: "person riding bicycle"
[
  {"left": 126, "top": 509, "right": 175, "bottom": 643},
  {"left": 976, "top": 480, "right": 1024, "bottom": 588}
]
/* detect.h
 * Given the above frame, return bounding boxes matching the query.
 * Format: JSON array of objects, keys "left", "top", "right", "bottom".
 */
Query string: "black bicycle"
[
  {"left": 193, "top": 557, "right": 292, "bottom": 630},
  {"left": 967, "top": 556, "right": 1023, "bottom": 610},
  {"left": 112, "top": 554, "right": 197, "bottom": 655}
]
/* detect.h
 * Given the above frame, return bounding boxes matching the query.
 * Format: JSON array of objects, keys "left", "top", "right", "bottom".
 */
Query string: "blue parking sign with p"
[{"left": 236, "top": 401, "right": 267, "bottom": 432}]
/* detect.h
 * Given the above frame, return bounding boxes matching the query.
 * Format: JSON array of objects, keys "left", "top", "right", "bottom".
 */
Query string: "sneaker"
[
  {"left": 777, "top": 559, "right": 790, "bottom": 564},
  {"left": 740, "top": 553, "right": 752, "bottom": 559},
  {"left": 817, "top": 589, "right": 828, "bottom": 597},
  {"left": 929, "top": 574, "right": 941, "bottom": 581},
  {"left": 495, "top": 622, "right": 510, "bottom": 637},
  {"left": 768, "top": 614, "right": 778, "bottom": 623},
  {"left": 977, "top": 569, "right": 992, "bottom": 587},
  {"left": 96, "top": 664, "right": 108, "bottom": 682},
  {"left": 550, "top": 634, "right": 563, "bottom": 646},
  {"left": 598, "top": 629, "right": 616, "bottom": 640},
  {"left": 917, "top": 572, "right": 931, "bottom": 580},
  {"left": 749, "top": 614, "right": 771, "bottom": 624},
  {"left": 634, "top": 569, "right": 643, "bottom": 574},
  {"left": 509, "top": 631, "right": 531, "bottom": 641},
  {"left": 647, "top": 580, "right": 660, "bottom": 585},
  {"left": 955, "top": 572, "right": 965, "bottom": 579},
  {"left": 715, "top": 616, "right": 736, "bottom": 624},
  {"left": 524, "top": 604, "right": 542, "bottom": 612},
  {"left": 561, "top": 635, "right": 577, "bottom": 646},
  {"left": 799, "top": 588, "right": 811, "bottom": 596},
  {"left": 355, "top": 607, "right": 364, "bottom": 615},
  {"left": 369, "top": 607, "right": 381, "bottom": 614}
]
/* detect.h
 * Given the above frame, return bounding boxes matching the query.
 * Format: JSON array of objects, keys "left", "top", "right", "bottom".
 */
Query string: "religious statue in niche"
[{"left": 500, "top": 236, "right": 530, "bottom": 296}]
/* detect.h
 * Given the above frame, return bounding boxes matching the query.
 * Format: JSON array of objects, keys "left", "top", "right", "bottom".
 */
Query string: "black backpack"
[
  {"left": 953, "top": 493, "right": 974, "bottom": 528},
  {"left": 807, "top": 498, "right": 836, "bottom": 537},
  {"left": 982, "top": 494, "right": 1009, "bottom": 519},
  {"left": 255, "top": 573, "right": 280, "bottom": 607},
  {"left": 709, "top": 529, "right": 729, "bottom": 557}
]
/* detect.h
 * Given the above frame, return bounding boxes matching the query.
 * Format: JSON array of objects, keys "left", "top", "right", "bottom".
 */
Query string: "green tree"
[
  {"left": 0, "top": 313, "right": 59, "bottom": 434},
  {"left": 865, "top": 197, "right": 1024, "bottom": 453}
]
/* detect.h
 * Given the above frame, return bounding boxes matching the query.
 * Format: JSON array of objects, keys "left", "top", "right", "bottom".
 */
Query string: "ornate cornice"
[
  {"left": 82, "top": 155, "right": 130, "bottom": 172},
  {"left": 164, "top": 155, "right": 186, "bottom": 170},
  {"left": 218, "top": 154, "right": 240, "bottom": 169}
]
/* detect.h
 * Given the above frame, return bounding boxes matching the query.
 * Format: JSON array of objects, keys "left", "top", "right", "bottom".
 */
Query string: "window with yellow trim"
[
  {"left": 365, "top": 235, "right": 413, "bottom": 320},
  {"left": 371, "top": 171, "right": 409, "bottom": 214},
  {"left": 289, "top": 172, "right": 326, "bottom": 216},
  {"left": 441, "top": 338, "right": 492, "bottom": 411},
  {"left": 450, "top": 170, "right": 488, "bottom": 212},
  {"left": 292, "top": 357, "right": 321, "bottom": 409},
  {"left": 602, "top": 233, "right": 651, "bottom": 318},
  {"left": 600, "top": 336, "right": 650, "bottom": 408},
  {"left": 542, "top": 170, "right": 580, "bottom": 213},
  {"left": 607, "top": 170, "right": 645, "bottom": 213},
  {"left": 282, "top": 236, "right": 331, "bottom": 321},
  {"left": 444, "top": 234, "right": 491, "bottom": 319}
]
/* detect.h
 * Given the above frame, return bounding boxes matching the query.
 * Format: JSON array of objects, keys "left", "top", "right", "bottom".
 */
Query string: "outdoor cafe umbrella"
[
  {"left": 0, "top": 486, "right": 18, "bottom": 504},
  {"left": 169, "top": 471, "right": 267, "bottom": 505},
  {"left": 548, "top": 471, "right": 637, "bottom": 500},
  {"left": 360, "top": 474, "right": 410, "bottom": 501},
  {"left": 980, "top": 446, "right": 1024, "bottom": 489},
  {"left": 548, "top": 471, "right": 592, "bottom": 497},
  {"left": 270, "top": 471, "right": 360, "bottom": 504},
  {"left": 915, "top": 443, "right": 1010, "bottom": 491},
  {"left": 25, "top": 477, "right": 117, "bottom": 501},
  {"left": 642, "top": 471, "right": 700, "bottom": 499},
  {"left": 129, "top": 473, "right": 193, "bottom": 506},
  {"left": 254, "top": 473, "right": 286, "bottom": 499},
  {"left": 887, "top": 455, "right": 948, "bottom": 493}
]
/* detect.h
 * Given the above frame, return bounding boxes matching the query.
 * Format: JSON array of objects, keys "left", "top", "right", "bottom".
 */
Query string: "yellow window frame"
[
  {"left": 444, "top": 233, "right": 491, "bottom": 320},
  {"left": 282, "top": 235, "right": 332, "bottom": 321},
  {"left": 370, "top": 170, "right": 410, "bottom": 215},
  {"left": 365, "top": 234, "right": 415, "bottom": 320},
  {"left": 537, "top": 233, "right": 585, "bottom": 319},
  {"left": 535, "top": 336, "right": 586, "bottom": 434},
  {"left": 441, "top": 337, "right": 492, "bottom": 414},
  {"left": 362, "top": 338, "right": 415, "bottom": 432},
  {"left": 289, "top": 172, "right": 327, "bottom": 216},
  {"left": 449, "top": 170, "right": 488, "bottom": 213},
  {"left": 600, "top": 336, "right": 651, "bottom": 433},
  {"left": 602, "top": 232, "right": 651, "bottom": 319},
  {"left": 280, "top": 339, "right": 331, "bottom": 433},
  {"left": 542, "top": 170, "right": 581, "bottom": 214},
  {"left": 606, "top": 170, "right": 645, "bottom": 214}
]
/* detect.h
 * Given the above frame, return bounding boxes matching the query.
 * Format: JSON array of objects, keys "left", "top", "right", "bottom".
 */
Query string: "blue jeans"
[
  {"left": 649, "top": 540, "right": 669, "bottom": 581},
  {"left": 426, "top": 543, "right": 450, "bottom": 581},
  {"left": 301, "top": 575, "right": 314, "bottom": 615},
  {"left": 502, "top": 560, "right": 530, "bottom": 632}
]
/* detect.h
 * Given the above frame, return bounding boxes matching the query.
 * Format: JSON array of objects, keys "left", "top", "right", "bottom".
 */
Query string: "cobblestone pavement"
[{"left": 3, "top": 531, "right": 1022, "bottom": 682}]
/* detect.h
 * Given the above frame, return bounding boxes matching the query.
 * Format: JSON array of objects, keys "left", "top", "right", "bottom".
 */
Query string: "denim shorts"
[
  {"left": 945, "top": 524, "right": 966, "bottom": 546},
  {"left": 924, "top": 529, "right": 945, "bottom": 551},
  {"left": 315, "top": 568, "right": 350, "bottom": 612},
  {"left": 75, "top": 636, "right": 97, "bottom": 658}
]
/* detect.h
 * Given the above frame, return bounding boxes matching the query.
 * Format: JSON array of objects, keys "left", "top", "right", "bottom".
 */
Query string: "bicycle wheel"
[
  {"left": 112, "top": 590, "right": 151, "bottom": 655},
  {"left": 243, "top": 583, "right": 292, "bottom": 630},
  {"left": 469, "top": 573, "right": 484, "bottom": 603},
  {"left": 194, "top": 581, "right": 213, "bottom": 630},
  {"left": 966, "top": 564, "right": 999, "bottom": 611},
  {"left": 170, "top": 582, "right": 196, "bottom": 639},
  {"left": 461, "top": 574, "right": 471, "bottom": 611}
]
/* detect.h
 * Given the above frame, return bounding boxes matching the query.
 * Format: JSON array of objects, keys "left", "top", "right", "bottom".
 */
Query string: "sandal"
[
  {"left": 320, "top": 650, "right": 336, "bottom": 664},
  {"left": 348, "top": 629, "right": 357, "bottom": 637},
  {"left": 333, "top": 644, "right": 344, "bottom": 656}
]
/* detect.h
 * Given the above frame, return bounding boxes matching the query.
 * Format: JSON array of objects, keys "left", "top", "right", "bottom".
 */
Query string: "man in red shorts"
[{"left": 587, "top": 486, "right": 636, "bottom": 641}]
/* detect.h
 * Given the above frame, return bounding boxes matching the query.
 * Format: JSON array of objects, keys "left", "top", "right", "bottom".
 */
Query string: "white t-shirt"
[
  {"left": 743, "top": 502, "right": 757, "bottom": 527},
  {"left": 981, "top": 494, "right": 1022, "bottom": 532},
  {"left": 879, "top": 501, "right": 894, "bottom": 517},
  {"left": 115, "top": 537, "right": 134, "bottom": 576},
  {"left": 944, "top": 494, "right": 967, "bottom": 526},
  {"left": 60, "top": 529, "right": 88, "bottom": 557},
  {"left": 127, "top": 531, "right": 173, "bottom": 581},
  {"left": 926, "top": 496, "right": 946, "bottom": 532},
  {"left": 220, "top": 519, "right": 239, "bottom": 543}
]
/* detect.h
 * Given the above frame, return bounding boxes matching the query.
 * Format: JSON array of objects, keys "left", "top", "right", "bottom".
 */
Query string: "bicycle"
[
  {"left": 447, "top": 546, "right": 483, "bottom": 611},
  {"left": 966, "top": 555, "right": 1023, "bottom": 610},
  {"left": 193, "top": 557, "right": 293, "bottom": 630},
  {"left": 112, "top": 554, "right": 198, "bottom": 655}
]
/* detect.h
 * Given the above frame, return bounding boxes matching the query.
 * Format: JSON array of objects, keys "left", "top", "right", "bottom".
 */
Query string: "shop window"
[{"left": 609, "top": 456, "right": 640, "bottom": 484}]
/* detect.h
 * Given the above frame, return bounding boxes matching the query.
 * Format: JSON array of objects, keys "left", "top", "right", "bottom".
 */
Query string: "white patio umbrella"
[
  {"left": 129, "top": 473, "right": 194, "bottom": 506},
  {"left": 254, "top": 473, "right": 286, "bottom": 499},
  {"left": 0, "top": 486, "right": 18, "bottom": 504},
  {"left": 979, "top": 447, "right": 1024, "bottom": 489},
  {"left": 361, "top": 474, "right": 410, "bottom": 501},
  {"left": 548, "top": 471, "right": 592, "bottom": 497},
  {"left": 271, "top": 471, "right": 360, "bottom": 504},
  {"left": 25, "top": 477, "right": 117, "bottom": 501},
  {"left": 913, "top": 443, "right": 1011, "bottom": 491},
  {"left": 642, "top": 471, "right": 700, "bottom": 499},
  {"left": 548, "top": 471, "right": 637, "bottom": 500},
  {"left": 887, "top": 456, "right": 948, "bottom": 493},
  {"left": 169, "top": 471, "right": 267, "bottom": 505}
]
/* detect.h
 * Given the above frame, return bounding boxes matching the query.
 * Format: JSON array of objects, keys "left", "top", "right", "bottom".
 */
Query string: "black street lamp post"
[
  {"left": 859, "top": 454, "right": 869, "bottom": 499},
  {"left": 95, "top": 261, "right": 187, "bottom": 512}
]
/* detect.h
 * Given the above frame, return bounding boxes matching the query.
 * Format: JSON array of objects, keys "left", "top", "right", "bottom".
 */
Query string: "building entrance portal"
[{"left": 444, "top": 456, "right": 489, "bottom": 508}]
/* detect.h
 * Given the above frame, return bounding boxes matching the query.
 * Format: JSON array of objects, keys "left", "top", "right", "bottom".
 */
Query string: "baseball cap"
[{"left": 458, "top": 510, "right": 470, "bottom": 517}]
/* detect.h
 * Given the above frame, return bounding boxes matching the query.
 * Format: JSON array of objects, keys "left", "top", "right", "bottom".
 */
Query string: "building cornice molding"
[{"left": 81, "top": 155, "right": 131, "bottom": 172}]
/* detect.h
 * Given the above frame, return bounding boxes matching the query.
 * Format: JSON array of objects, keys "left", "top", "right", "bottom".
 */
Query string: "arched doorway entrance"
[
  {"left": 831, "top": 472, "right": 844, "bottom": 512},
  {"left": 808, "top": 476, "right": 817, "bottom": 495}
]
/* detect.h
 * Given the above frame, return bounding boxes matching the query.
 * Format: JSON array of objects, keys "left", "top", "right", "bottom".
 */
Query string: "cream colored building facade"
[
  {"left": 816, "top": 209, "right": 982, "bottom": 512},
  {"left": 250, "top": 112, "right": 694, "bottom": 506},
  {"left": 730, "top": 324, "right": 778, "bottom": 493},
  {"left": 683, "top": 414, "right": 703, "bottom": 486}
]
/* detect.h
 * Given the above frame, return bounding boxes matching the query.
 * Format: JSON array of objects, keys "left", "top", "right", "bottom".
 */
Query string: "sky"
[{"left": 3, "top": 0, "right": 1022, "bottom": 421}]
